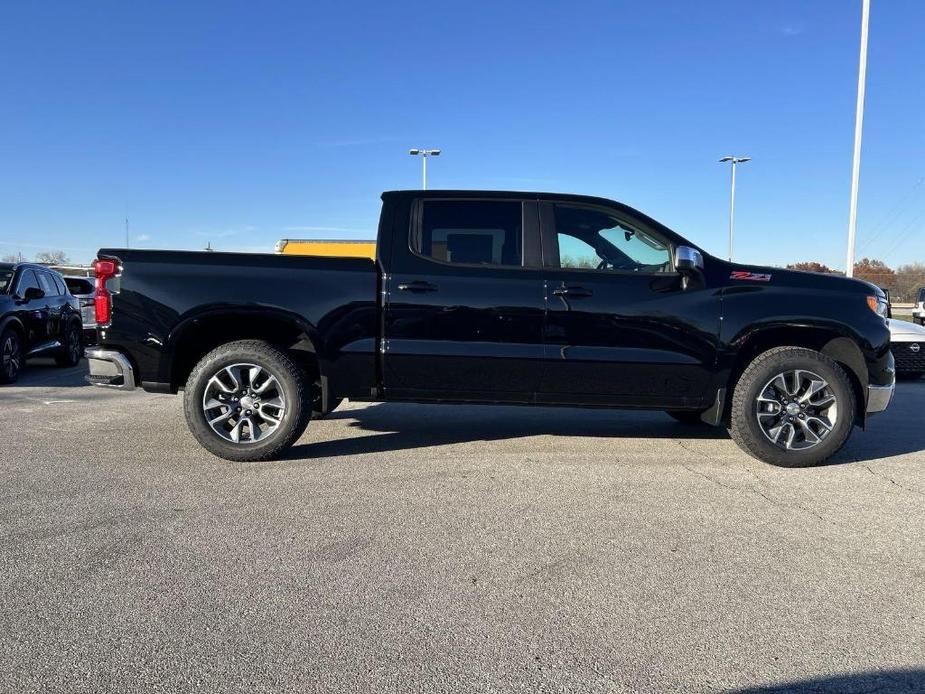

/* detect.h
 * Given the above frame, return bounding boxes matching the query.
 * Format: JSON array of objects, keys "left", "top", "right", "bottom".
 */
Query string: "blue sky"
[{"left": 1, "top": 1, "right": 923, "bottom": 268}]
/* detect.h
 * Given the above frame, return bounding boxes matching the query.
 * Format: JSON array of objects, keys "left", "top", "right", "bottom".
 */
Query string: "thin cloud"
[
  {"left": 781, "top": 23, "right": 806, "bottom": 37},
  {"left": 136, "top": 233, "right": 151, "bottom": 243}
]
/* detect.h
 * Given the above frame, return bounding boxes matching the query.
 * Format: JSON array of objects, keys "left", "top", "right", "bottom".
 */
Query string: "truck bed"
[{"left": 96, "top": 248, "right": 378, "bottom": 396}]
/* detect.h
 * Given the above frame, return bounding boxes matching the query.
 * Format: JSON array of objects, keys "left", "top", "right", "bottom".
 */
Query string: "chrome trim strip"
[
  {"left": 84, "top": 348, "right": 136, "bottom": 391},
  {"left": 866, "top": 383, "right": 894, "bottom": 415}
]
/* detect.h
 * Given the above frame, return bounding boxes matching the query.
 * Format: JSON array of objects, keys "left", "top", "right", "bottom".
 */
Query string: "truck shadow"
[
  {"left": 291, "top": 402, "right": 730, "bottom": 460},
  {"left": 291, "top": 381, "right": 924, "bottom": 464},
  {"left": 729, "top": 668, "right": 925, "bottom": 693}
]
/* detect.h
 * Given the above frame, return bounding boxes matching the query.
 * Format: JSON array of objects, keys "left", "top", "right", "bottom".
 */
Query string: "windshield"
[{"left": 0, "top": 269, "right": 13, "bottom": 293}]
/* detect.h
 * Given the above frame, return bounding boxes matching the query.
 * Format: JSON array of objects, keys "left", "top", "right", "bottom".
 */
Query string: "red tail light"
[{"left": 94, "top": 258, "right": 118, "bottom": 325}]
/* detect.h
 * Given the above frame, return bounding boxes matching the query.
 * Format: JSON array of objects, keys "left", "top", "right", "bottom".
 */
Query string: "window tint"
[
  {"left": 553, "top": 205, "right": 672, "bottom": 272},
  {"left": 38, "top": 271, "right": 60, "bottom": 296},
  {"left": 53, "top": 274, "right": 68, "bottom": 296},
  {"left": 16, "top": 270, "right": 41, "bottom": 297},
  {"left": 64, "top": 277, "right": 93, "bottom": 295},
  {"left": 415, "top": 200, "right": 522, "bottom": 267}
]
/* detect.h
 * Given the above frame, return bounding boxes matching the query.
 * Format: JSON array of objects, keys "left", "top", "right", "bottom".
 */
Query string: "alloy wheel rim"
[
  {"left": 202, "top": 363, "right": 286, "bottom": 445},
  {"left": 2, "top": 335, "right": 20, "bottom": 377},
  {"left": 755, "top": 369, "right": 838, "bottom": 451}
]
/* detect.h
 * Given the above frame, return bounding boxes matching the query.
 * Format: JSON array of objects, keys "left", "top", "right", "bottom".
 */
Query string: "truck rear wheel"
[
  {"left": 728, "top": 346, "right": 856, "bottom": 467},
  {"left": 183, "top": 340, "right": 311, "bottom": 462}
]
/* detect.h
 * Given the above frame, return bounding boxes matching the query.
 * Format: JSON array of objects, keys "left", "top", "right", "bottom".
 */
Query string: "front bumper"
[
  {"left": 84, "top": 348, "right": 136, "bottom": 390},
  {"left": 866, "top": 382, "right": 894, "bottom": 415}
]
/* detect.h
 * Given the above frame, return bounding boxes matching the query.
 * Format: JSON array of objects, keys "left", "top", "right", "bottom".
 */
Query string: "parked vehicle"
[
  {"left": 889, "top": 319, "right": 925, "bottom": 379},
  {"left": 275, "top": 238, "right": 376, "bottom": 259},
  {"left": 63, "top": 276, "right": 97, "bottom": 345},
  {"left": 913, "top": 287, "right": 925, "bottom": 326},
  {"left": 85, "top": 190, "right": 894, "bottom": 467},
  {"left": 0, "top": 262, "right": 83, "bottom": 383}
]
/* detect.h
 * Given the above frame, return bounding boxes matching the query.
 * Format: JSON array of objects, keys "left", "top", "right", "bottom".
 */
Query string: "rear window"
[
  {"left": 0, "top": 269, "right": 12, "bottom": 293},
  {"left": 414, "top": 200, "right": 523, "bottom": 267},
  {"left": 64, "top": 277, "right": 94, "bottom": 295},
  {"left": 919, "top": 288, "right": 925, "bottom": 303}
]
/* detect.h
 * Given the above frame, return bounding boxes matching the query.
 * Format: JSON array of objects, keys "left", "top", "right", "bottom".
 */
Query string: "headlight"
[{"left": 867, "top": 295, "right": 889, "bottom": 318}]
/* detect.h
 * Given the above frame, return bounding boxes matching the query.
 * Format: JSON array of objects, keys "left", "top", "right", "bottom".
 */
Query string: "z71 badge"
[{"left": 730, "top": 270, "right": 772, "bottom": 282}]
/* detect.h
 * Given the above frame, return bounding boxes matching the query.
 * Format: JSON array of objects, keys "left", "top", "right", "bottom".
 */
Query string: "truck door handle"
[
  {"left": 552, "top": 285, "right": 593, "bottom": 298},
  {"left": 397, "top": 281, "right": 438, "bottom": 293}
]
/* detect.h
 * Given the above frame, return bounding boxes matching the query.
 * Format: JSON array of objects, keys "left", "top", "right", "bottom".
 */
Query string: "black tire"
[
  {"left": 312, "top": 396, "right": 343, "bottom": 420},
  {"left": 55, "top": 321, "right": 83, "bottom": 367},
  {"left": 728, "top": 346, "right": 857, "bottom": 467},
  {"left": 183, "top": 340, "right": 311, "bottom": 462},
  {"left": 665, "top": 410, "right": 707, "bottom": 425},
  {"left": 0, "top": 327, "right": 24, "bottom": 384}
]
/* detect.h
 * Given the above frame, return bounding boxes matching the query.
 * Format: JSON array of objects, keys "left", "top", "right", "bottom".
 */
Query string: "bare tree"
[
  {"left": 893, "top": 262, "right": 925, "bottom": 302},
  {"left": 1, "top": 254, "right": 20, "bottom": 263},
  {"left": 34, "top": 250, "right": 71, "bottom": 265}
]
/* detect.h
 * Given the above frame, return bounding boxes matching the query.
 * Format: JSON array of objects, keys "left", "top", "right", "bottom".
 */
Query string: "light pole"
[
  {"left": 845, "top": 0, "right": 871, "bottom": 278},
  {"left": 409, "top": 148, "right": 440, "bottom": 189},
  {"left": 719, "top": 155, "right": 751, "bottom": 261}
]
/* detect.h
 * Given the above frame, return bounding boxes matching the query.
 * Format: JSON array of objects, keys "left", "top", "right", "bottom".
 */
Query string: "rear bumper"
[{"left": 84, "top": 348, "right": 136, "bottom": 390}]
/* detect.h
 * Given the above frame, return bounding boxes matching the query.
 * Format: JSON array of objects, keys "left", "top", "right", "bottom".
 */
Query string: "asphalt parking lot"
[{"left": 2, "top": 360, "right": 924, "bottom": 693}]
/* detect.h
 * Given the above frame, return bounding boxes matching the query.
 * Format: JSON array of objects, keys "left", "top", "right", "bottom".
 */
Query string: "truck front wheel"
[
  {"left": 183, "top": 340, "right": 311, "bottom": 462},
  {"left": 728, "top": 347, "right": 856, "bottom": 467}
]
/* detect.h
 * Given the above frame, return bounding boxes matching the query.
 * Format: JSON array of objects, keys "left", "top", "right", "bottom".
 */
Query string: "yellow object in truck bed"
[{"left": 275, "top": 239, "right": 376, "bottom": 259}]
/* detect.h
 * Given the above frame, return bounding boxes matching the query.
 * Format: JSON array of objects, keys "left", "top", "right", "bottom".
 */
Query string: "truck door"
[
  {"left": 538, "top": 201, "right": 717, "bottom": 409},
  {"left": 383, "top": 197, "right": 545, "bottom": 401}
]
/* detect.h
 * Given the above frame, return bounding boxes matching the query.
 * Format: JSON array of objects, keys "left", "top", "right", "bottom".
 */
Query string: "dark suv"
[{"left": 0, "top": 262, "right": 83, "bottom": 383}]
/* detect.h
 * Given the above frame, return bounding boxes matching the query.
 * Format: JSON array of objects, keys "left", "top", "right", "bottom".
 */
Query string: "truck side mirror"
[{"left": 675, "top": 246, "right": 704, "bottom": 273}]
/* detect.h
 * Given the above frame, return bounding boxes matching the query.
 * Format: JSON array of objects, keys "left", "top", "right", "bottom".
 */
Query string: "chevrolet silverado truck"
[{"left": 85, "top": 190, "right": 895, "bottom": 467}]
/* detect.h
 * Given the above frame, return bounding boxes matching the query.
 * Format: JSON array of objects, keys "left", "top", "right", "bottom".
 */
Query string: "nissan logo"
[{"left": 911, "top": 343, "right": 921, "bottom": 353}]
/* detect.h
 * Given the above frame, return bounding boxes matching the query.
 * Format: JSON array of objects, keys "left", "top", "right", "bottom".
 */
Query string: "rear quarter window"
[{"left": 64, "top": 277, "right": 94, "bottom": 295}]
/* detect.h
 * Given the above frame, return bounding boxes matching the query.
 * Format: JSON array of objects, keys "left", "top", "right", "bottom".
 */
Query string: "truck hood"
[{"left": 722, "top": 261, "right": 884, "bottom": 297}]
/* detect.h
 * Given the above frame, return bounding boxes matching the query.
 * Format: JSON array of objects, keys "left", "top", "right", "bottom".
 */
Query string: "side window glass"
[
  {"left": 53, "top": 275, "right": 67, "bottom": 296},
  {"left": 554, "top": 205, "right": 672, "bottom": 272},
  {"left": 16, "top": 270, "right": 41, "bottom": 297},
  {"left": 415, "top": 200, "right": 523, "bottom": 267},
  {"left": 38, "top": 272, "right": 59, "bottom": 296}
]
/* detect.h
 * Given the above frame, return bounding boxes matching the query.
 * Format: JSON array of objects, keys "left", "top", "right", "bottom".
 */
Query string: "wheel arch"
[
  {"left": 0, "top": 315, "right": 26, "bottom": 340},
  {"left": 166, "top": 307, "right": 327, "bottom": 398},
  {"left": 722, "top": 325, "right": 867, "bottom": 427}
]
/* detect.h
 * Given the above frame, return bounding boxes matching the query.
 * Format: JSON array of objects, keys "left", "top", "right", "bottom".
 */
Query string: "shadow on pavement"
[
  {"left": 2, "top": 358, "right": 89, "bottom": 388},
  {"left": 731, "top": 668, "right": 925, "bottom": 693},
  {"left": 293, "top": 381, "right": 925, "bottom": 463},
  {"left": 291, "top": 400, "right": 729, "bottom": 460}
]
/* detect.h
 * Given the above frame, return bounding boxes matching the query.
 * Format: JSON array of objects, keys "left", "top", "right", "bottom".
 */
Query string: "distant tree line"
[
  {"left": 1, "top": 250, "right": 72, "bottom": 265},
  {"left": 786, "top": 259, "right": 925, "bottom": 301}
]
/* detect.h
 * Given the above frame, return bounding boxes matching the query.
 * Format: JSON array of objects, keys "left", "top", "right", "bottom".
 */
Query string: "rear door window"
[
  {"left": 52, "top": 275, "right": 68, "bottom": 296},
  {"left": 37, "top": 271, "right": 60, "bottom": 296},
  {"left": 413, "top": 200, "right": 523, "bottom": 267}
]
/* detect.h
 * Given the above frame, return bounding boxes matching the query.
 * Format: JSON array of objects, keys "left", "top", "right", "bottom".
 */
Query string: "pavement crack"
[{"left": 862, "top": 464, "right": 925, "bottom": 497}]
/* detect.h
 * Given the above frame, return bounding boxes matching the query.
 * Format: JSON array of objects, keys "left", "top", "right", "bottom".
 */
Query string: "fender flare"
[{"left": 0, "top": 314, "right": 25, "bottom": 338}]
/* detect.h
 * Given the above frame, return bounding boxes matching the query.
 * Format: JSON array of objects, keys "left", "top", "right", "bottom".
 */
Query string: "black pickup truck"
[{"left": 85, "top": 190, "right": 894, "bottom": 467}]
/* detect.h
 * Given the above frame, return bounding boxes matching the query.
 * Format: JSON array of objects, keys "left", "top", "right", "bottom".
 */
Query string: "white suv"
[{"left": 914, "top": 287, "right": 925, "bottom": 326}]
